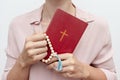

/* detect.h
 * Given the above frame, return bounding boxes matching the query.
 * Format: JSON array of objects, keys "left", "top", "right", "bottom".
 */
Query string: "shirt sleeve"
[
  {"left": 2, "top": 20, "right": 20, "bottom": 80},
  {"left": 92, "top": 20, "right": 117, "bottom": 80}
]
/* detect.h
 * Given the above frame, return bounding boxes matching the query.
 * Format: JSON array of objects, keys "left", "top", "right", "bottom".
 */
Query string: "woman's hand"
[
  {"left": 47, "top": 53, "right": 90, "bottom": 79},
  {"left": 18, "top": 33, "right": 48, "bottom": 68}
]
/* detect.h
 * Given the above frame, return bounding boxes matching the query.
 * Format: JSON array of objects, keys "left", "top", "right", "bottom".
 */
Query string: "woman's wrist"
[
  {"left": 17, "top": 55, "right": 30, "bottom": 69},
  {"left": 80, "top": 64, "right": 90, "bottom": 80},
  {"left": 82, "top": 64, "right": 107, "bottom": 80},
  {"left": 7, "top": 55, "right": 30, "bottom": 80}
]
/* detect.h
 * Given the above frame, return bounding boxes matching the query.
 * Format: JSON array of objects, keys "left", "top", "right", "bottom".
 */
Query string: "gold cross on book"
[{"left": 59, "top": 29, "right": 68, "bottom": 42}]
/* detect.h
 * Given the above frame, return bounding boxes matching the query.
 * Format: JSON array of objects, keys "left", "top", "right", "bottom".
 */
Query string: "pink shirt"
[{"left": 2, "top": 5, "right": 117, "bottom": 80}]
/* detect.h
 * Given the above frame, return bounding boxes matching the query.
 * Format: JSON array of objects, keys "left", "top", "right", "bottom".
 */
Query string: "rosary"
[{"left": 42, "top": 33, "right": 63, "bottom": 71}]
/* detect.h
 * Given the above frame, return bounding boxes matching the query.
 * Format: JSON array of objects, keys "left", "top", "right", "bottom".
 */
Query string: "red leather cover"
[{"left": 45, "top": 9, "right": 88, "bottom": 59}]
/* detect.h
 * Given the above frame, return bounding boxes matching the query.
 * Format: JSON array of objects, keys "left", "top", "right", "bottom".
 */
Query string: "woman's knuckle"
[
  {"left": 70, "top": 54, "right": 73, "bottom": 57},
  {"left": 25, "top": 37, "right": 30, "bottom": 42},
  {"left": 43, "top": 40, "right": 47, "bottom": 46},
  {"left": 67, "top": 54, "right": 72, "bottom": 58},
  {"left": 45, "top": 47, "right": 48, "bottom": 51},
  {"left": 32, "top": 56, "right": 37, "bottom": 61},
  {"left": 54, "top": 62, "right": 57, "bottom": 67},
  {"left": 27, "top": 50, "right": 32, "bottom": 56},
  {"left": 25, "top": 43, "right": 29, "bottom": 49},
  {"left": 26, "top": 42, "right": 33, "bottom": 49},
  {"left": 70, "top": 66, "right": 74, "bottom": 71},
  {"left": 70, "top": 60, "right": 75, "bottom": 65},
  {"left": 42, "top": 52, "right": 47, "bottom": 58}
]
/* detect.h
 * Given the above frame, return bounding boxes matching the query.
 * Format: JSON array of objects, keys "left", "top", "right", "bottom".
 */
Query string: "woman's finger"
[
  {"left": 47, "top": 53, "right": 73, "bottom": 64},
  {"left": 58, "top": 53, "right": 73, "bottom": 60},
  {"left": 60, "top": 66, "right": 75, "bottom": 73},
  {"left": 47, "top": 57, "right": 58, "bottom": 64},
  {"left": 47, "top": 60, "right": 75, "bottom": 72},
  {"left": 60, "top": 58, "right": 75, "bottom": 67},
  {"left": 32, "top": 52, "right": 47, "bottom": 61},
  {"left": 62, "top": 72, "right": 74, "bottom": 78},
  {"left": 25, "top": 40, "right": 47, "bottom": 49},
  {"left": 47, "top": 61, "right": 58, "bottom": 70},
  {"left": 33, "top": 40, "right": 47, "bottom": 48},
  {"left": 27, "top": 47, "right": 48, "bottom": 56},
  {"left": 26, "top": 33, "right": 46, "bottom": 42}
]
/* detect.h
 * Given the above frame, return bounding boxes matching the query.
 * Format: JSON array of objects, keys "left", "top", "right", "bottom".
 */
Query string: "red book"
[{"left": 45, "top": 9, "right": 88, "bottom": 59}]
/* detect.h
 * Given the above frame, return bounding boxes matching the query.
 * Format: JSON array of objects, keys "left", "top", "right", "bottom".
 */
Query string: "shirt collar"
[
  {"left": 29, "top": 4, "right": 94, "bottom": 25},
  {"left": 76, "top": 7, "right": 95, "bottom": 23},
  {"left": 29, "top": 5, "right": 43, "bottom": 25}
]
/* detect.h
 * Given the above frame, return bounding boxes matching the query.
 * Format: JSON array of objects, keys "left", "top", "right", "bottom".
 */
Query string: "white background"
[{"left": 0, "top": 0, "right": 120, "bottom": 79}]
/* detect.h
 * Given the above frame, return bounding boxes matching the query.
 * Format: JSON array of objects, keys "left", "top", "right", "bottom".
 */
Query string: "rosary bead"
[
  {"left": 49, "top": 56, "right": 52, "bottom": 59},
  {"left": 45, "top": 60, "right": 48, "bottom": 63},
  {"left": 49, "top": 44, "right": 52, "bottom": 47},
  {"left": 46, "top": 35, "right": 49, "bottom": 38},
  {"left": 50, "top": 47, "right": 53, "bottom": 50},
  {"left": 48, "top": 58, "right": 51, "bottom": 61},
  {"left": 51, "top": 50, "right": 55, "bottom": 53},
  {"left": 47, "top": 38, "right": 50, "bottom": 42},
  {"left": 48, "top": 41, "right": 51, "bottom": 44},
  {"left": 42, "top": 59, "right": 45, "bottom": 62}
]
